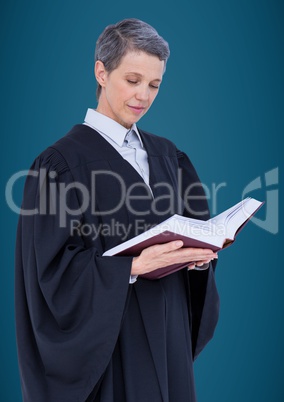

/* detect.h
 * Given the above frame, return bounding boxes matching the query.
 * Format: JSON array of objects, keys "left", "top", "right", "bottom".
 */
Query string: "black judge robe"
[{"left": 15, "top": 124, "right": 219, "bottom": 402}]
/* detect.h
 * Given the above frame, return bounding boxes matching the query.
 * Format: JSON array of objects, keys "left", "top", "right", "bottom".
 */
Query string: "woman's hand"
[{"left": 131, "top": 240, "right": 218, "bottom": 276}]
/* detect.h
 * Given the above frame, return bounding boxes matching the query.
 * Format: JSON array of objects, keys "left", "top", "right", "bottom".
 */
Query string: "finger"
[
  {"left": 171, "top": 247, "right": 217, "bottom": 260},
  {"left": 195, "top": 260, "right": 209, "bottom": 267},
  {"left": 195, "top": 257, "right": 216, "bottom": 266},
  {"left": 167, "top": 251, "right": 217, "bottom": 268},
  {"left": 194, "top": 263, "right": 210, "bottom": 271},
  {"left": 151, "top": 240, "right": 184, "bottom": 254}
]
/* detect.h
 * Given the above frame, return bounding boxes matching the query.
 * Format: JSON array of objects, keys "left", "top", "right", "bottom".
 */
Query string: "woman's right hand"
[{"left": 131, "top": 240, "right": 218, "bottom": 276}]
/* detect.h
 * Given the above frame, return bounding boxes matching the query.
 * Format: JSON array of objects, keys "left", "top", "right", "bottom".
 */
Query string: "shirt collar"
[{"left": 84, "top": 108, "right": 143, "bottom": 148}]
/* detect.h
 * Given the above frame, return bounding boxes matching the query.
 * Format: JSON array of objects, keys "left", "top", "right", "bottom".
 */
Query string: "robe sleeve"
[
  {"left": 15, "top": 148, "right": 133, "bottom": 402},
  {"left": 177, "top": 149, "right": 220, "bottom": 360}
]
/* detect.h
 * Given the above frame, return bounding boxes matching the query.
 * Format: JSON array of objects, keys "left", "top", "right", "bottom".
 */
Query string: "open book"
[{"left": 103, "top": 197, "right": 264, "bottom": 279}]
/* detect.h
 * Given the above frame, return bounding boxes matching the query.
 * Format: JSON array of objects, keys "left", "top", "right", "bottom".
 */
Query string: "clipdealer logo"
[
  {"left": 242, "top": 168, "right": 279, "bottom": 234},
  {"left": 5, "top": 167, "right": 279, "bottom": 234}
]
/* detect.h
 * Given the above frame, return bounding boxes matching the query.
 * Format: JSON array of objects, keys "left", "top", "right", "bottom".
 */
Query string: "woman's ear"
[{"left": 94, "top": 61, "right": 107, "bottom": 88}]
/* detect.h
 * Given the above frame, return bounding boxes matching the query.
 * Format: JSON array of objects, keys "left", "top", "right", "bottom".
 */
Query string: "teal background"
[{"left": 1, "top": 0, "right": 283, "bottom": 401}]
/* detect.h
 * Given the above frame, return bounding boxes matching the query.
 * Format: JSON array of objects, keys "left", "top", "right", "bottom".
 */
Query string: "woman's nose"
[{"left": 135, "top": 85, "right": 150, "bottom": 101}]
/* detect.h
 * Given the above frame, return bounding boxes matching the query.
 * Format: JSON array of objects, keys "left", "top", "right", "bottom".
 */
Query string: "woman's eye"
[
  {"left": 127, "top": 80, "right": 138, "bottom": 85},
  {"left": 150, "top": 85, "right": 159, "bottom": 89}
]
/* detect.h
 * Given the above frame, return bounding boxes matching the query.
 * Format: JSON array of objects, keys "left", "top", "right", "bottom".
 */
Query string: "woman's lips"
[{"left": 128, "top": 105, "right": 145, "bottom": 114}]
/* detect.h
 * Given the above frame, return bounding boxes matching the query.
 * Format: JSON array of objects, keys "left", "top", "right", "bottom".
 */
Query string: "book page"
[
  {"left": 208, "top": 198, "right": 263, "bottom": 240},
  {"left": 173, "top": 214, "right": 214, "bottom": 231},
  {"left": 167, "top": 215, "right": 220, "bottom": 244}
]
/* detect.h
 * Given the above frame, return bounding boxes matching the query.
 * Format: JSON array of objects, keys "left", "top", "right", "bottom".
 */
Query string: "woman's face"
[{"left": 95, "top": 51, "right": 165, "bottom": 129}]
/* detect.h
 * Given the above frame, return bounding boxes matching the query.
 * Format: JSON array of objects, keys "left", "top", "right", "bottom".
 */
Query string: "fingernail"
[{"left": 175, "top": 241, "right": 183, "bottom": 247}]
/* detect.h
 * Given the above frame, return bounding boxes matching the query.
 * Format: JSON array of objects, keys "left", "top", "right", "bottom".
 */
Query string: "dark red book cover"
[{"left": 115, "top": 231, "right": 222, "bottom": 279}]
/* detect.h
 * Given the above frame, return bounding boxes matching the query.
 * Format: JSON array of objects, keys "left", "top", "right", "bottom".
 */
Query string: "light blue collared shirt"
[{"left": 84, "top": 108, "right": 150, "bottom": 187}]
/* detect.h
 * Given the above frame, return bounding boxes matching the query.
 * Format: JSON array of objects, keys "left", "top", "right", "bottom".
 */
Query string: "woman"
[{"left": 15, "top": 18, "right": 219, "bottom": 402}]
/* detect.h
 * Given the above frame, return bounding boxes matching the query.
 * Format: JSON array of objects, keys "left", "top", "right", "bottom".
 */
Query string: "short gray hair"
[{"left": 94, "top": 18, "right": 170, "bottom": 99}]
